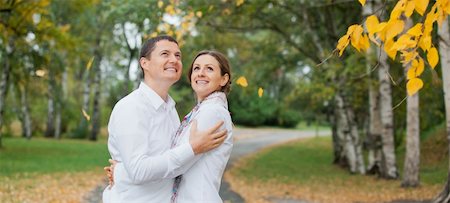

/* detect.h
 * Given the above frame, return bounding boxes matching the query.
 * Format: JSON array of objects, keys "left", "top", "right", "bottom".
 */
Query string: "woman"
[{"left": 106, "top": 50, "right": 233, "bottom": 203}]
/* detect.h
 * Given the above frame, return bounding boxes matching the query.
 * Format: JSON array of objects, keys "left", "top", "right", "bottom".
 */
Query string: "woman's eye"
[
  {"left": 207, "top": 67, "right": 214, "bottom": 71},
  {"left": 161, "top": 52, "right": 168, "bottom": 56},
  {"left": 175, "top": 54, "right": 181, "bottom": 59},
  {"left": 193, "top": 66, "right": 200, "bottom": 71}
]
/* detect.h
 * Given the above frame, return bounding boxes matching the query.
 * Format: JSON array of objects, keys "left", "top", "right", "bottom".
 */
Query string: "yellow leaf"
[
  {"left": 401, "top": 50, "right": 418, "bottom": 64},
  {"left": 392, "top": 34, "right": 416, "bottom": 51},
  {"left": 406, "top": 23, "right": 423, "bottom": 37},
  {"left": 158, "top": 0, "right": 164, "bottom": 8},
  {"left": 196, "top": 11, "right": 203, "bottom": 18},
  {"left": 384, "top": 39, "right": 397, "bottom": 60},
  {"left": 407, "top": 67, "right": 417, "bottom": 80},
  {"left": 336, "top": 34, "right": 350, "bottom": 56},
  {"left": 414, "top": 0, "right": 429, "bottom": 16},
  {"left": 236, "top": 0, "right": 244, "bottom": 6},
  {"left": 407, "top": 78, "right": 423, "bottom": 96},
  {"left": 427, "top": 47, "right": 439, "bottom": 69},
  {"left": 258, "top": 87, "right": 264, "bottom": 98},
  {"left": 419, "top": 35, "right": 432, "bottom": 51},
  {"left": 365, "top": 15, "right": 379, "bottom": 35},
  {"left": 82, "top": 109, "right": 91, "bottom": 121},
  {"left": 358, "top": 0, "right": 366, "bottom": 6},
  {"left": 351, "top": 25, "right": 364, "bottom": 51},
  {"left": 86, "top": 56, "right": 95, "bottom": 71},
  {"left": 390, "top": 0, "right": 407, "bottom": 20},
  {"left": 236, "top": 76, "right": 248, "bottom": 87},
  {"left": 417, "top": 57, "right": 425, "bottom": 75},
  {"left": 359, "top": 34, "right": 370, "bottom": 52},
  {"left": 405, "top": 1, "right": 415, "bottom": 17},
  {"left": 35, "top": 69, "right": 46, "bottom": 77},
  {"left": 385, "top": 20, "right": 405, "bottom": 41}
]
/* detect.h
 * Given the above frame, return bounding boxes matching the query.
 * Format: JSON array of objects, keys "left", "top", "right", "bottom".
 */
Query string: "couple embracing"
[{"left": 102, "top": 35, "right": 234, "bottom": 203}]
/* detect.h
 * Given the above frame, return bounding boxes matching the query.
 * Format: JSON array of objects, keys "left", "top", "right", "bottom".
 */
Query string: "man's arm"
[{"left": 111, "top": 105, "right": 226, "bottom": 185}]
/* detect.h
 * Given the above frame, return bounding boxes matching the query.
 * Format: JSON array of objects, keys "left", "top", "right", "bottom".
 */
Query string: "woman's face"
[{"left": 191, "top": 54, "right": 229, "bottom": 101}]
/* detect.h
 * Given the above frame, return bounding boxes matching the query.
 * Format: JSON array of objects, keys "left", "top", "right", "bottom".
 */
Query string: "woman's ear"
[{"left": 221, "top": 73, "right": 230, "bottom": 87}]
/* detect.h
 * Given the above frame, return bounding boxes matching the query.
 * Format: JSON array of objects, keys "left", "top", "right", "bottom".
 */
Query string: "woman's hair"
[{"left": 188, "top": 50, "right": 232, "bottom": 94}]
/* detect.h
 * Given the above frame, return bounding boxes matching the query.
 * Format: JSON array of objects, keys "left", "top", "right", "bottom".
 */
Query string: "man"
[{"left": 102, "top": 36, "right": 227, "bottom": 202}]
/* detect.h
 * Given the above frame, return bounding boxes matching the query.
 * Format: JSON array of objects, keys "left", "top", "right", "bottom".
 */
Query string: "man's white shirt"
[{"left": 103, "top": 82, "right": 195, "bottom": 203}]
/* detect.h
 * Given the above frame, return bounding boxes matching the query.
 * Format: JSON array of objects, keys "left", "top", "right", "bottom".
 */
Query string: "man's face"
[{"left": 141, "top": 40, "right": 182, "bottom": 85}]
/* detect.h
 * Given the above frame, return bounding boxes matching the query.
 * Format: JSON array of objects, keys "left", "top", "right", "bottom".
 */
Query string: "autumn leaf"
[
  {"left": 365, "top": 15, "right": 379, "bottom": 35},
  {"left": 427, "top": 47, "right": 439, "bottom": 69},
  {"left": 406, "top": 23, "right": 423, "bottom": 37},
  {"left": 358, "top": 0, "right": 366, "bottom": 6},
  {"left": 236, "top": 76, "right": 248, "bottom": 87},
  {"left": 407, "top": 78, "right": 423, "bottom": 96},
  {"left": 414, "top": 0, "right": 429, "bottom": 16},
  {"left": 336, "top": 34, "right": 350, "bottom": 56},
  {"left": 86, "top": 56, "right": 95, "bottom": 71},
  {"left": 236, "top": 0, "right": 244, "bottom": 7},
  {"left": 158, "top": 1, "right": 163, "bottom": 8},
  {"left": 384, "top": 39, "right": 397, "bottom": 60},
  {"left": 35, "top": 69, "right": 46, "bottom": 77},
  {"left": 258, "top": 87, "right": 264, "bottom": 98},
  {"left": 385, "top": 20, "right": 405, "bottom": 41},
  {"left": 405, "top": 1, "right": 415, "bottom": 17},
  {"left": 196, "top": 11, "right": 203, "bottom": 18},
  {"left": 82, "top": 109, "right": 91, "bottom": 121}
]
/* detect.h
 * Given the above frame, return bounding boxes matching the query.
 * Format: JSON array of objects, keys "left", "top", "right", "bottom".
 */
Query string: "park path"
[{"left": 84, "top": 127, "right": 330, "bottom": 203}]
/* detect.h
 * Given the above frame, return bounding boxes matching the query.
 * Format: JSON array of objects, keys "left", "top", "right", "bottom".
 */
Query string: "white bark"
[
  {"left": 45, "top": 76, "right": 55, "bottom": 137},
  {"left": 0, "top": 43, "right": 12, "bottom": 147},
  {"left": 402, "top": 18, "right": 420, "bottom": 187},
  {"left": 335, "top": 93, "right": 365, "bottom": 174},
  {"left": 90, "top": 53, "right": 102, "bottom": 141},
  {"left": 377, "top": 47, "right": 398, "bottom": 179},
  {"left": 434, "top": 17, "right": 450, "bottom": 203},
  {"left": 20, "top": 84, "right": 32, "bottom": 139},
  {"left": 363, "top": 0, "right": 383, "bottom": 174}
]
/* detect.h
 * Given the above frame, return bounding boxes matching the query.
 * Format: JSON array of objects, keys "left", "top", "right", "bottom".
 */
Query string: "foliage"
[{"left": 337, "top": 0, "right": 448, "bottom": 95}]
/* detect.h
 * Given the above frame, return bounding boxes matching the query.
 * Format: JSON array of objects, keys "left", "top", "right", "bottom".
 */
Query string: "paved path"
[
  {"left": 84, "top": 127, "right": 330, "bottom": 203},
  {"left": 220, "top": 127, "right": 329, "bottom": 203}
]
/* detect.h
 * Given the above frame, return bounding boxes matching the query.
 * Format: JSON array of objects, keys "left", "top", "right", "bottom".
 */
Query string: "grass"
[
  {"left": 0, "top": 137, "right": 109, "bottom": 176},
  {"left": 228, "top": 129, "right": 448, "bottom": 202}
]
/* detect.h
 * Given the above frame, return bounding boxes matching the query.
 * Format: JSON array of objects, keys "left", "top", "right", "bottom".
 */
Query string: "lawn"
[
  {"left": 0, "top": 137, "right": 110, "bottom": 202},
  {"left": 227, "top": 132, "right": 447, "bottom": 203}
]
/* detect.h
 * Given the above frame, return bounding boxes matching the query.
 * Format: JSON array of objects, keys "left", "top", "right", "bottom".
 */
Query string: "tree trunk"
[
  {"left": 402, "top": 91, "right": 420, "bottom": 187},
  {"left": 377, "top": 46, "right": 398, "bottom": 179},
  {"left": 335, "top": 92, "right": 365, "bottom": 174},
  {"left": 19, "top": 84, "right": 32, "bottom": 139},
  {"left": 54, "top": 68, "right": 67, "bottom": 139},
  {"left": 45, "top": 73, "right": 55, "bottom": 138},
  {"left": 335, "top": 93, "right": 356, "bottom": 173},
  {"left": 363, "top": 0, "right": 383, "bottom": 175},
  {"left": 0, "top": 49, "right": 12, "bottom": 148},
  {"left": 434, "top": 17, "right": 450, "bottom": 203},
  {"left": 90, "top": 52, "right": 102, "bottom": 141},
  {"left": 401, "top": 18, "right": 420, "bottom": 188}
]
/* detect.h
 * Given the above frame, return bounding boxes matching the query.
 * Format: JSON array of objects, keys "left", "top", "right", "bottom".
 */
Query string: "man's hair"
[{"left": 139, "top": 35, "right": 179, "bottom": 78}]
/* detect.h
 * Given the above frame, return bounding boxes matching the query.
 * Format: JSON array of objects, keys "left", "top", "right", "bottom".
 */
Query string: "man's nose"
[{"left": 168, "top": 54, "right": 178, "bottom": 62}]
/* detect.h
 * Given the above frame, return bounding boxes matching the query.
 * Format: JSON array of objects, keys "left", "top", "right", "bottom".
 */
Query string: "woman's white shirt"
[{"left": 176, "top": 92, "right": 233, "bottom": 203}]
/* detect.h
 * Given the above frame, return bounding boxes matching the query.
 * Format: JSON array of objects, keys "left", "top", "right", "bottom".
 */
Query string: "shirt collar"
[
  {"left": 138, "top": 82, "right": 176, "bottom": 110},
  {"left": 199, "top": 91, "right": 228, "bottom": 109}
]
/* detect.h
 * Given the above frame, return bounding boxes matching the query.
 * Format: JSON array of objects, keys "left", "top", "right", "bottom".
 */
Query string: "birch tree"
[{"left": 435, "top": 16, "right": 450, "bottom": 203}]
